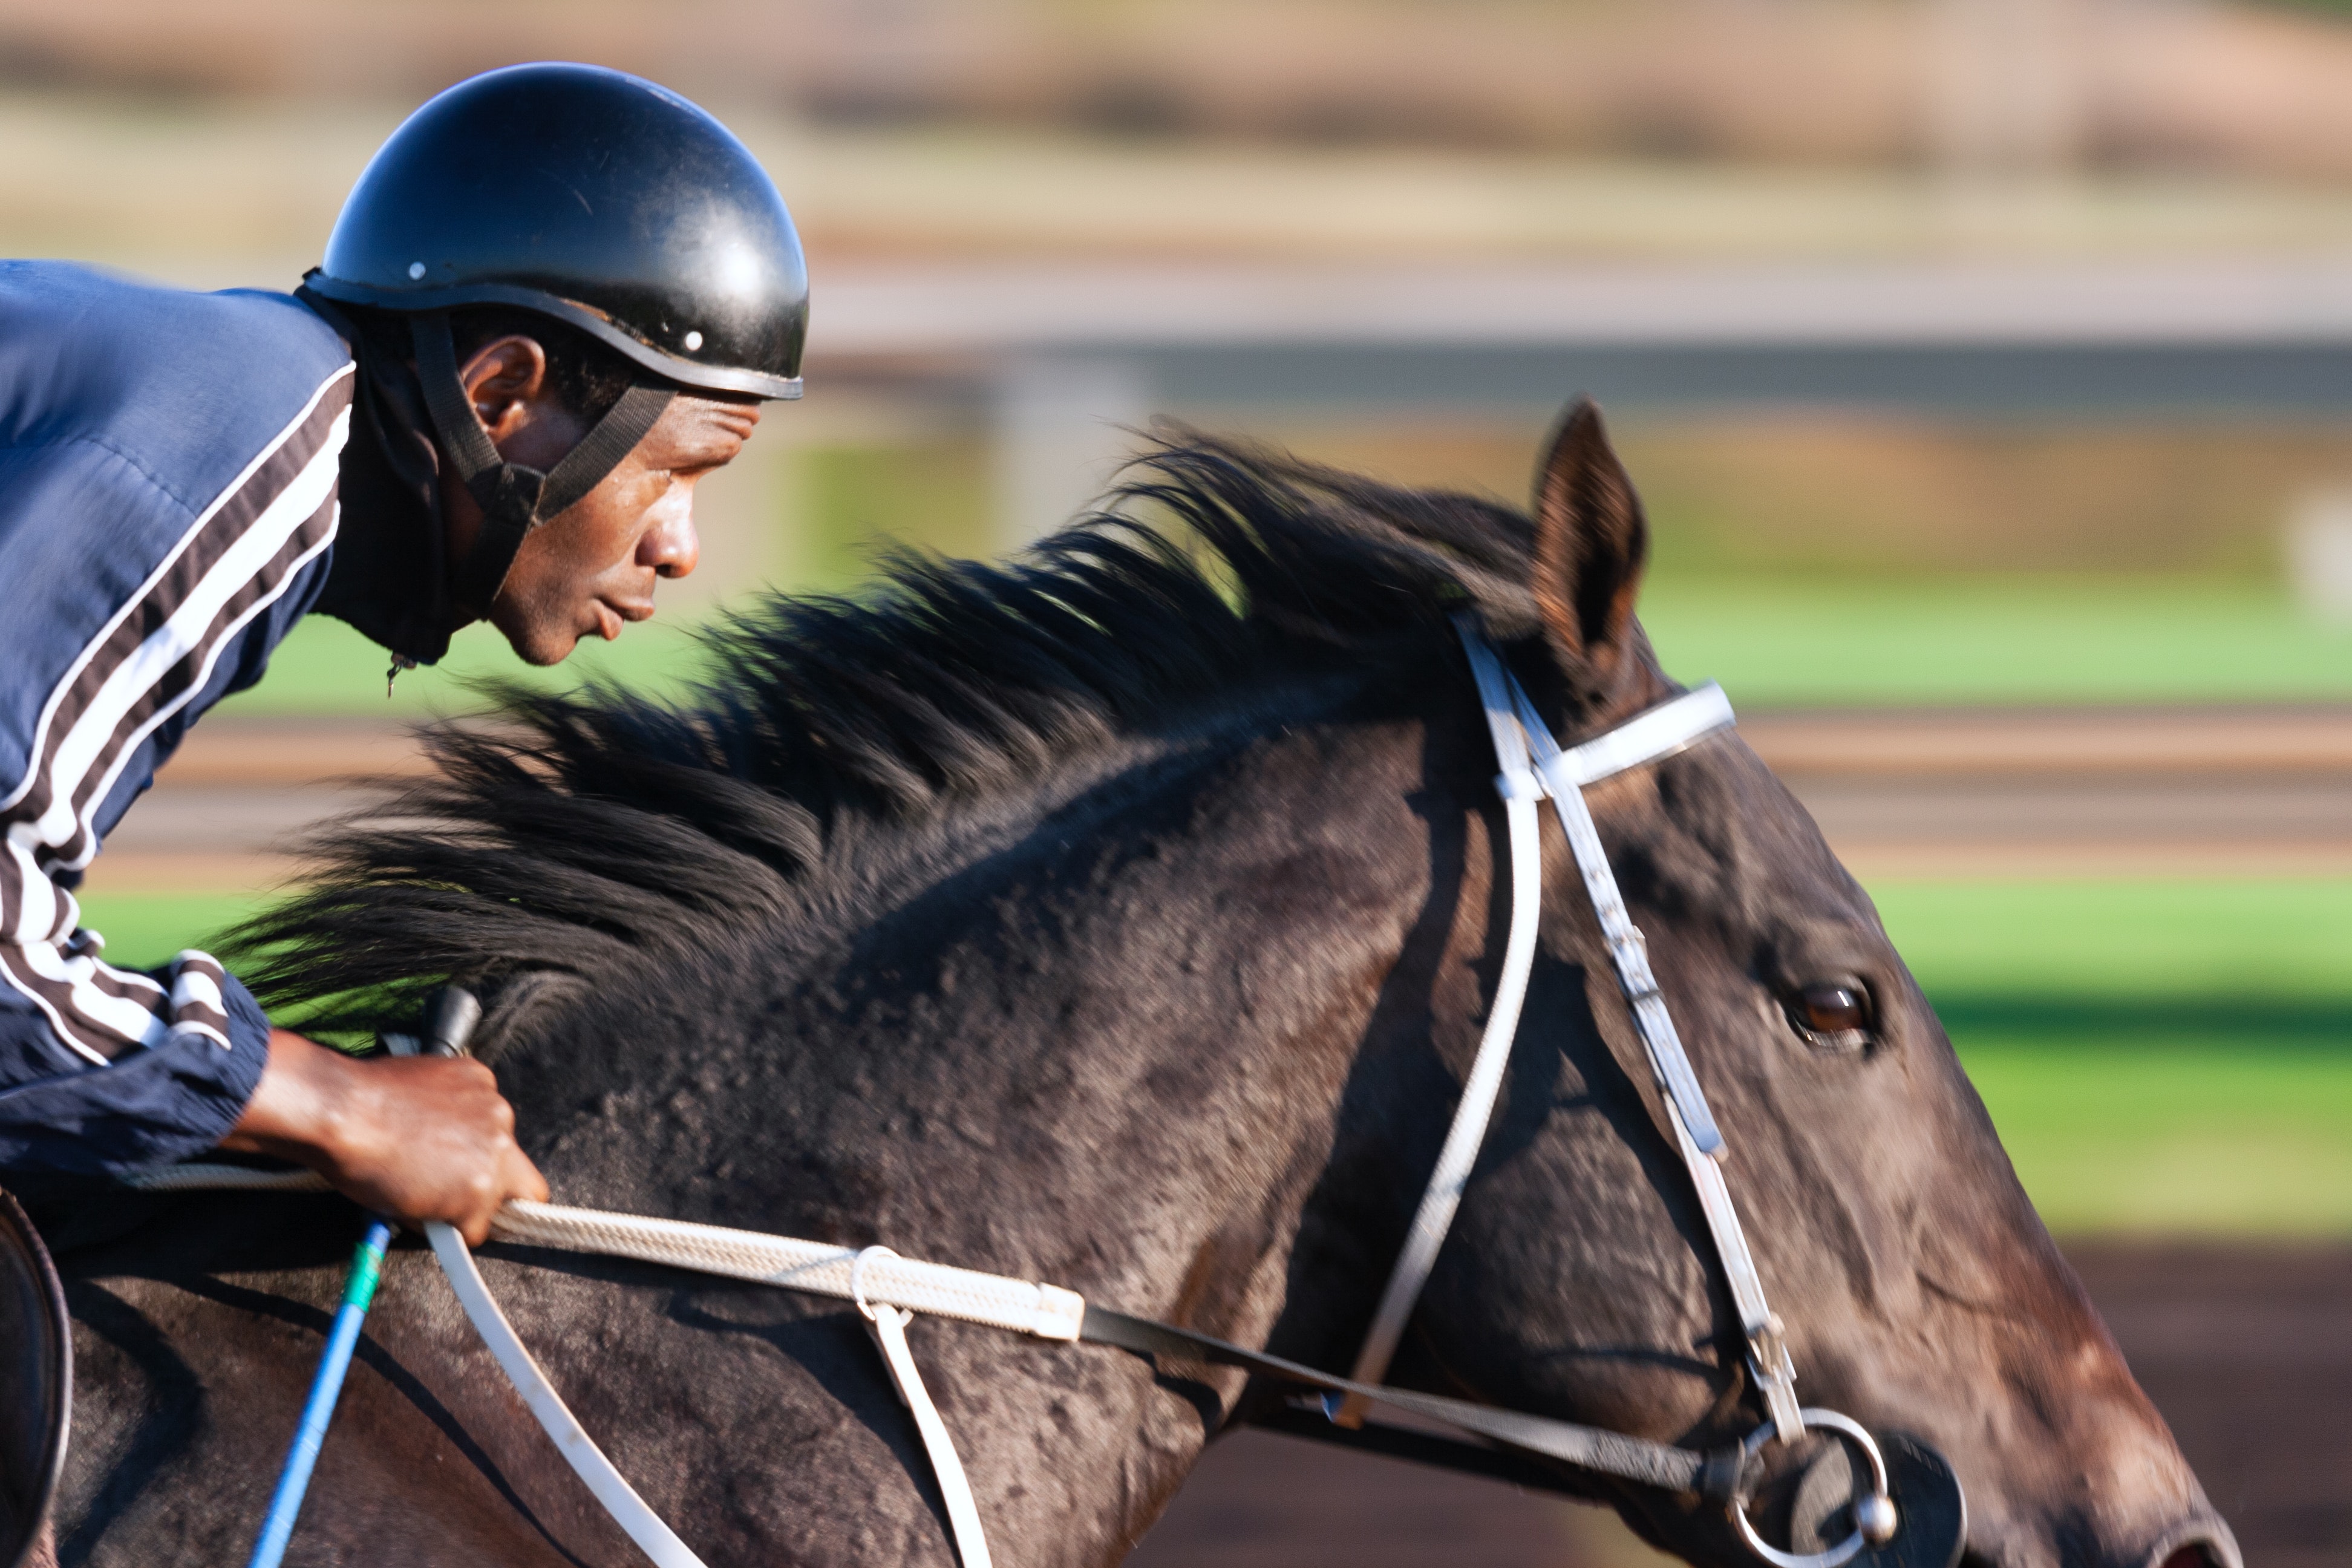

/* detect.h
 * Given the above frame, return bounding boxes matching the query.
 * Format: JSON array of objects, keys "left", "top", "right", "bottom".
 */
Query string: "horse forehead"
[{"left": 1579, "top": 737, "right": 1875, "bottom": 941}]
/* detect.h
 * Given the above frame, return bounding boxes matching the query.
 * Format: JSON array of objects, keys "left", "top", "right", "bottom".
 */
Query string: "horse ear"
[{"left": 1532, "top": 397, "right": 1648, "bottom": 685}]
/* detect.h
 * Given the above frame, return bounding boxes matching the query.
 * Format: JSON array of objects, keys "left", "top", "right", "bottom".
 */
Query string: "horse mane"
[{"left": 232, "top": 434, "right": 1547, "bottom": 1040}]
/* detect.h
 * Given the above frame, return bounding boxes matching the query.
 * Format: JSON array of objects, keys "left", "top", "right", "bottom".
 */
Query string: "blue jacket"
[{"left": 0, "top": 261, "right": 356, "bottom": 1177}]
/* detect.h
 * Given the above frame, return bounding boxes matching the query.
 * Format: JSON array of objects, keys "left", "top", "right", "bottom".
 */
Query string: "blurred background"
[{"left": 12, "top": 1, "right": 2348, "bottom": 1562}]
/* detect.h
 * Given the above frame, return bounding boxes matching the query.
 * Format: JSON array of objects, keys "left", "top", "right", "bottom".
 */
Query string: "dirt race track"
[
  {"left": 1127, "top": 1244, "right": 2352, "bottom": 1568},
  {"left": 82, "top": 705, "right": 2352, "bottom": 897}
]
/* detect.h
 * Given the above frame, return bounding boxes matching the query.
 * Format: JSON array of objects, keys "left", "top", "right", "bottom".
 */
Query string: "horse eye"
[
  {"left": 1785, "top": 982, "right": 1873, "bottom": 1051},
  {"left": 1798, "top": 984, "right": 1867, "bottom": 1033}
]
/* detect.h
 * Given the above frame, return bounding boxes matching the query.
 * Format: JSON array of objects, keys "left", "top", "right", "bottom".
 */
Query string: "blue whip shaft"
[{"left": 245, "top": 1218, "right": 392, "bottom": 1568}]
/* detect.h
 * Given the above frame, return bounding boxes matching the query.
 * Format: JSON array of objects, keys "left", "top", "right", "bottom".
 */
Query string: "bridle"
[
  {"left": 1327, "top": 622, "right": 1900, "bottom": 1565},
  {"left": 142, "top": 622, "right": 1948, "bottom": 1568}
]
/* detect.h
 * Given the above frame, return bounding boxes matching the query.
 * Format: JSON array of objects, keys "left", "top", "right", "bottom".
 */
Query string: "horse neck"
[
  {"left": 454, "top": 679, "right": 1497, "bottom": 1562},
  {"left": 500, "top": 676, "right": 1489, "bottom": 1349}
]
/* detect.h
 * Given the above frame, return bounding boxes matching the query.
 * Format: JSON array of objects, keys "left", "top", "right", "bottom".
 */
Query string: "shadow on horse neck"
[{"left": 43, "top": 407, "right": 2232, "bottom": 1568}]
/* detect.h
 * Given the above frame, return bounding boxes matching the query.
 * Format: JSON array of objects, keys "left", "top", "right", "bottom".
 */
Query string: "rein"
[{"left": 136, "top": 625, "right": 1923, "bottom": 1568}]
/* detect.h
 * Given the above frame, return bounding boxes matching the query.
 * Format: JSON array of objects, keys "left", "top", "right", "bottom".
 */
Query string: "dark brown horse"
[{"left": 30, "top": 405, "right": 2232, "bottom": 1568}]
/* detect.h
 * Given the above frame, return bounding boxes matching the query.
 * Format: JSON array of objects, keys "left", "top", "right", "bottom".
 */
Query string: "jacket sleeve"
[
  {"left": 0, "top": 949, "right": 274, "bottom": 1176},
  {"left": 0, "top": 370, "right": 350, "bottom": 1178}
]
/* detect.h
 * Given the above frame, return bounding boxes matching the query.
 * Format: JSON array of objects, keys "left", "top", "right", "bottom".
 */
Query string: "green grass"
[
  {"left": 73, "top": 892, "right": 270, "bottom": 970},
  {"left": 223, "top": 573, "right": 2352, "bottom": 717},
  {"left": 211, "top": 613, "right": 722, "bottom": 718},
  {"left": 1872, "top": 879, "right": 2352, "bottom": 1002},
  {"left": 1641, "top": 575, "right": 2352, "bottom": 707},
  {"left": 1958, "top": 1045, "right": 2352, "bottom": 1235},
  {"left": 75, "top": 876, "right": 2352, "bottom": 1235},
  {"left": 1873, "top": 879, "right": 2352, "bottom": 1236}
]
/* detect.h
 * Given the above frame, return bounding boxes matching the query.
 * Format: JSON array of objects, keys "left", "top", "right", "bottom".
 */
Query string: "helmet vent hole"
[
  {"left": 407, "top": 262, "right": 426, "bottom": 280},
  {"left": 683, "top": 330, "right": 704, "bottom": 351}
]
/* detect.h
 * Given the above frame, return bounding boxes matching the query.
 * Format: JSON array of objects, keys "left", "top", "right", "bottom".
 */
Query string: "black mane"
[{"left": 234, "top": 436, "right": 1545, "bottom": 1037}]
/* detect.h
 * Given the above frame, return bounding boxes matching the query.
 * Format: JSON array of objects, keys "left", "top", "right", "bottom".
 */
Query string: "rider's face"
[{"left": 443, "top": 335, "right": 762, "bottom": 667}]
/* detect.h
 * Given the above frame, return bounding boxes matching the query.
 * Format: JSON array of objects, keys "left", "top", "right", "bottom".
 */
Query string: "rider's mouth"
[{"left": 592, "top": 599, "right": 653, "bottom": 641}]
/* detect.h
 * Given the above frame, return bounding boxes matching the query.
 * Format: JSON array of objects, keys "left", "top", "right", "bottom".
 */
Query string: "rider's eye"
[{"left": 1785, "top": 983, "right": 1873, "bottom": 1051}]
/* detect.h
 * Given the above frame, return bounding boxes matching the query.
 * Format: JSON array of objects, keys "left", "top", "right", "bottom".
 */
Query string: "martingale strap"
[{"left": 427, "top": 1221, "right": 708, "bottom": 1568}]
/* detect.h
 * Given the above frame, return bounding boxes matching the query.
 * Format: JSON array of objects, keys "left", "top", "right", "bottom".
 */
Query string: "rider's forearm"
[{"left": 218, "top": 1027, "right": 373, "bottom": 1171}]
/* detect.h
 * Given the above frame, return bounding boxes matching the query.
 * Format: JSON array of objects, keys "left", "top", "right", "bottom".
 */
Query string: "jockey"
[{"left": 0, "top": 64, "right": 808, "bottom": 1244}]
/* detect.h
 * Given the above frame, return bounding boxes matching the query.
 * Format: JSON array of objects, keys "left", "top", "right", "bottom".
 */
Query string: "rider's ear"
[
  {"left": 1532, "top": 397, "right": 1649, "bottom": 688},
  {"left": 458, "top": 335, "right": 554, "bottom": 437}
]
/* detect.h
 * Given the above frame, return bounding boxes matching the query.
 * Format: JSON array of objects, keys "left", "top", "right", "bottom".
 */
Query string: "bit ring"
[{"left": 1730, "top": 1408, "right": 1897, "bottom": 1568}]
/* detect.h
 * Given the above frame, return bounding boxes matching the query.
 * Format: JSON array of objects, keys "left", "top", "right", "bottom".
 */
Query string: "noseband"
[{"left": 145, "top": 623, "right": 1955, "bottom": 1568}]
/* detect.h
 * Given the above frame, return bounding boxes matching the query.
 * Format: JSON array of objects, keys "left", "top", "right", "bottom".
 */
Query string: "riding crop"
[{"left": 240, "top": 987, "right": 482, "bottom": 1568}]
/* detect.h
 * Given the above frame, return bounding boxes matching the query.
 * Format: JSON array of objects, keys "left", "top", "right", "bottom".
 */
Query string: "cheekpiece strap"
[
  {"left": 540, "top": 382, "right": 673, "bottom": 518},
  {"left": 1476, "top": 638, "right": 1804, "bottom": 1443}
]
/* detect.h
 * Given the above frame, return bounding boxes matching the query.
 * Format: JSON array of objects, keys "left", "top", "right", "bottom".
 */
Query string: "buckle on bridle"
[{"left": 1747, "top": 1315, "right": 1805, "bottom": 1443}]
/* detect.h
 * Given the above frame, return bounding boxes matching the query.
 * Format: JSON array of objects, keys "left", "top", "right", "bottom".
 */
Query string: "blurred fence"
[{"left": 813, "top": 259, "right": 2352, "bottom": 547}]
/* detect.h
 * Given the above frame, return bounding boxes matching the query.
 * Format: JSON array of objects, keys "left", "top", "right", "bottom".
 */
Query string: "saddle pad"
[{"left": 0, "top": 1190, "right": 68, "bottom": 1568}]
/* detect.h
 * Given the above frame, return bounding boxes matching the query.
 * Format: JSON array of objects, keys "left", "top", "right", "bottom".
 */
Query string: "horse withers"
[{"left": 32, "top": 403, "right": 2233, "bottom": 1568}]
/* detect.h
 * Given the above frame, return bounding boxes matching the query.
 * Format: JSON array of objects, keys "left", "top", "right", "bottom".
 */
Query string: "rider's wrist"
[{"left": 220, "top": 1028, "right": 368, "bottom": 1173}]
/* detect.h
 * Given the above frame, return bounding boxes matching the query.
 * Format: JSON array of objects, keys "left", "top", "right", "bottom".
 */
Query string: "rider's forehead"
[{"left": 653, "top": 394, "right": 760, "bottom": 460}]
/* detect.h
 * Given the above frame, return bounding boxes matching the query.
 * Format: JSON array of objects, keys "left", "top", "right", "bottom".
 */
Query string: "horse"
[{"left": 27, "top": 403, "right": 2233, "bottom": 1568}]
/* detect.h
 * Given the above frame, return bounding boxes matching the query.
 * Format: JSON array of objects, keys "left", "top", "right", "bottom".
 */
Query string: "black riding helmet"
[{"left": 305, "top": 62, "right": 808, "bottom": 611}]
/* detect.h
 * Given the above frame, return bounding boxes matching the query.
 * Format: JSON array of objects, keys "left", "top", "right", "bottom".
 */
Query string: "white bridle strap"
[
  {"left": 426, "top": 1220, "right": 712, "bottom": 1568},
  {"left": 1333, "top": 629, "right": 1547, "bottom": 1425},
  {"left": 1501, "top": 666, "right": 1802, "bottom": 1441},
  {"left": 1342, "top": 625, "right": 1800, "bottom": 1441},
  {"left": 865, "top": 1304, "right": 995, "bottom": 1568},
  {"left": 1540, "top": 680, "right": 1736, "bottom": 793},
  {"left": 1514, "top": 676, "right": 1731, "bottom": 1155}
]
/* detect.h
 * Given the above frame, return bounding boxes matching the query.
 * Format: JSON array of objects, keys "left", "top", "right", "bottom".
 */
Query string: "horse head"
[
  {"left": 187, "top": 403, "right": 2233, "bottom": 1568},
  {"left": 1278, "top": 401, "right": 2235, "bottom": 1568}
]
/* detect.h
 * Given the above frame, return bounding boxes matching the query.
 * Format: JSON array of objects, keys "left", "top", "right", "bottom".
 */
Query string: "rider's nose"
[{"left": 641, "top": 499, "right": 699, "bottom": 580}]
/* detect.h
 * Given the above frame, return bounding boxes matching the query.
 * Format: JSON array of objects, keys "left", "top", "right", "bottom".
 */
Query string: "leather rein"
[{"left": 140, "top": 622, "right": 1918, "bottom": 1568}]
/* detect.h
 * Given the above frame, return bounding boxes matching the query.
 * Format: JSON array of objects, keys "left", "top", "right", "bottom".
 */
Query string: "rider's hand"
[{"left": 219, "top": 1028, "right": 550, "bottom": 1246}]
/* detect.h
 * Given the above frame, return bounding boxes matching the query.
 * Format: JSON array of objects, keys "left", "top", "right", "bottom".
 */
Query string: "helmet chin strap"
[{"left": 411, "top": 312, "right": 677, "bottom": 614}]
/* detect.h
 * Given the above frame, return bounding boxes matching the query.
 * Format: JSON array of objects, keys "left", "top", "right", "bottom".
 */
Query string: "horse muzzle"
[
  {"left": 2137, "top": 1520, "right": 2244, "bottom": 1568},
  {"left": 1761, "top": 1428, "right": 2242, "bottom": 1568},
  {"left": 1620, "top": 1425, "right": 1967, "bottom": 1568}
]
